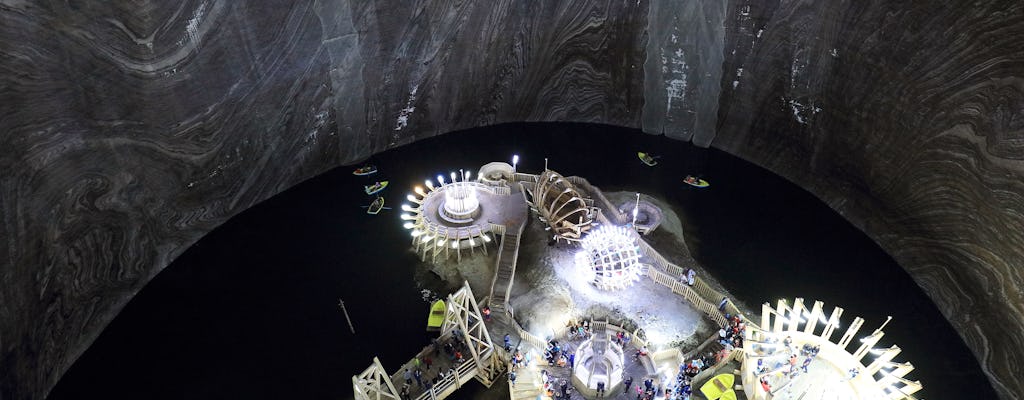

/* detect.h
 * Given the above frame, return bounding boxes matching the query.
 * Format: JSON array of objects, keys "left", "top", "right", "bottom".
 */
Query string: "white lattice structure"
[
  {"left": 441, "top": 281, "right": 504, "bottom": 386},
  {"left": 352, "top": 357, "right": 400, "bottom": 400},
  {"left": 742, "top": 298, "right": 922, "bottom": 400},
  {"left": 353, "top": 282, "right": 506, "bottom": 400},
  {"left": 526, "top": 169, "right": 594, "bottom": 242},
  {"left": 576, "top": 225, "right": 642, "bottom": 290}
]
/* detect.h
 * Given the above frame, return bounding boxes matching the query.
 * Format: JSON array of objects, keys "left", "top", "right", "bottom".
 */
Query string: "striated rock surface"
[
  {"left": 715, "top": 1, "right": 1024, "bottom": 397},
  {"left": 0, "top": 0, "right": 1021, "bottom": 399}
]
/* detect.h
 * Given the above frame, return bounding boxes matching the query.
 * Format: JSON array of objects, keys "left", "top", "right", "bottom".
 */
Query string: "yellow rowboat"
[
  {"left": 700, "top": 373, "right": 735, "bottom": 400},
  {"left": 364, "top": 180, "right": 388, "bottom": 195},
  {"left": 427, "top": 300, "right": 446, "bottom": 332},
  {"left": 684, "top": 175, "right": 710, "bottom": 188},
  {"left": 638, "top": 152, "right": 658, "bottom": 166}
]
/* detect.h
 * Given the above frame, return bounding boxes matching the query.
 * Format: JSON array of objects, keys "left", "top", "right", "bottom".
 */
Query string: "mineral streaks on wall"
[
  {"left": 0, "top": 2, "right": 338, "bottom": 398},
  {"left": 315, "top": 0, "right": 368, "bottom": 163},
  {"left": 344, "top": 0, "right": 648, "bottom": 146},
  {"left": 642, "top": 0, "right": 727, "bottom": 146},
  {"left": 715, "top": 1, "right": 1024, "bottom": 398},
  {"left": 2, "top": 0, "right": 1024, "bottom": 399}
]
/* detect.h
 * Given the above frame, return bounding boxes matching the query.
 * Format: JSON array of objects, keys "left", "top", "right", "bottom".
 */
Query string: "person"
[
  {"left": 719, "top": 297, "right": 729, "bottom": 312},
  {"left": 403, "top": 368, "right": 412, "bottom": 385},
  {"left": 508, "top": 371, "right": 517, "bottom": 387},
  {"left": 504, "top": 334, "right": 512, "bottom": 351},
  {"left": 597, "top": 381, "right": 605, "bottom": 397},
  {"left": 686, "top": 268, "right": 696, "bottom": 285},
  {"left": 483, "top": 306, "right": 491, "bottom": 321},
  {"left": 624, "top": 376, "right": 634, "bottom": 394}
]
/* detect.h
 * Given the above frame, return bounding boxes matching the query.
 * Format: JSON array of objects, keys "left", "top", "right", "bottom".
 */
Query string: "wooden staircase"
[{"left": 489, "top": 231, "right": 521, "bottom": 314}]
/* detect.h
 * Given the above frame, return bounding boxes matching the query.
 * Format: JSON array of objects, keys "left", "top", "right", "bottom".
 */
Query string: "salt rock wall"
[
  {"left": 0, "top": 1, "right": 654, "bottom": 398},
  {"left": 0, "top": 0, "right": 1021, "bottom": 399},
  {"left": 714, "top": 1, "right": 1024, "bottom": 398}
]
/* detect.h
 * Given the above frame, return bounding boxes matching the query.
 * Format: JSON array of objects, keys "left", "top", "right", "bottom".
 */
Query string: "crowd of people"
[
  {"left": 717, "top": 313, "right": 746, "bottom": 355},
  {"left": 752, "top": 335, "right": 823, "bottom": 394},
  {"left": 567, "top": 319, "right": 592, "bottom": 339},
  {"left": 393, "top": 329, "right": 474, "bottom": 399}
]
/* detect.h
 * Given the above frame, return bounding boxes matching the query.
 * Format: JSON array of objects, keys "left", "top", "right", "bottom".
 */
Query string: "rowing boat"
[
  {"left": 638, "top": 152, "right": 658, "bottom": 167},
  {"left": 427, "top": 300, "right": 446, "bottom": 331},
  {"left": 700, "top": 373, "right": 735, "bottom": 399},
  {"left": 353, "top": 165, "right": 377, "bottom": 176},
  {"left": 684, "top": 175, "right": 710, "bottom": 188},
  {"left": 367, "top": 196, "right": 384, "bottom": 215},
  {"left": 364, "top": 181, "right": 388, "bottom": 195}
]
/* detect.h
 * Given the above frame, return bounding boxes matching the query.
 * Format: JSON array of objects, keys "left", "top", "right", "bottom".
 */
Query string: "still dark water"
[{"left": 50, "top": 123, "right": 993, "bottom": 399}]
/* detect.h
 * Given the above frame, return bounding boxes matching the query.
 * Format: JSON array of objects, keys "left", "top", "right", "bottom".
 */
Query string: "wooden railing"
[
  {"left": 509, "top": 171, "right": 753, "bottom": 375},
  {"left": 413, "top": 352, "right": 483, "bottom": 400},
  {"left": 646, "top": 266, "right": 729, "bottom": 327},
  {"left": 691, "top": 347, "right": 743, "bottom": 386}
]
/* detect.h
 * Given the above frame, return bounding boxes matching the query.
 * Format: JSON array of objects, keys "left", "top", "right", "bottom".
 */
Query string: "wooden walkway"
[
  {"left": 487, "top": 183, "right": 530, "bottom": 314},
  {"left": 393, "top": 344, "right": 493, "bottom": 400}
]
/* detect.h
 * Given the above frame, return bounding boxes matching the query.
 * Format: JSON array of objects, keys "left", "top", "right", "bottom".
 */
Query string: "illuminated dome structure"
[
  {"left": 575, "top": 225, "right": 642, "bottom": 290},
  {"left": 742, "top": 298, "right": 922, "bottom": 400},
  {"left": 525, "top": 169, "right": 594, "bottom": 242}
]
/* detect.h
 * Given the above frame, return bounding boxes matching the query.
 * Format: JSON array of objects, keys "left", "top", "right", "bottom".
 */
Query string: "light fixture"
[
  {"left": 401, "top": 204, "right": 416, "bottom": 212},
  {"left": 415, "top": 186, "right": 426, "bottom": 197},
  {"left": 450, "top": 171, "right": 457, "bottom": 182},
  {"left": 437, "top": 175, "right": 445, "bottom": 185},
  {"left": 425, "top": 180, "right": 434, "bottom": 190},
  {"left": 401, "top": 213, "right": 415, "bottom": 220},
  {"left": 403, "top": 222, "right": 415, "bottom": 229}
]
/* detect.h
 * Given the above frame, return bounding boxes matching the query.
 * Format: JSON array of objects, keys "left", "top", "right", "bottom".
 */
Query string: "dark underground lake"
[{"left": 48, "top": 123, "right": 995, "bottom": 399}]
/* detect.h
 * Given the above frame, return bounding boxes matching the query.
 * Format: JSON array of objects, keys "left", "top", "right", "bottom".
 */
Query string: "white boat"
[{"left": 367, "top": 196, "right": 385, "bottom": 215}]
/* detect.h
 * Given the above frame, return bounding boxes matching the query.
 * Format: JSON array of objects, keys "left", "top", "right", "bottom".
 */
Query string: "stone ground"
[{"left": 410, "top": 191, "right": 749, "bottom": 399}]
